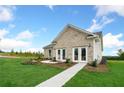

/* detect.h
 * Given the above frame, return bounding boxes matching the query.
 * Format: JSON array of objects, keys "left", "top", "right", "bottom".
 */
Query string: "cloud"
[
  {"left": 8, "top": 24, "right": 16, "bottom": 29},
  {"left": 46, "top": 5, "right": 55, "bottom": 11},
  {"left": 0, "top": 29, "right": 9, "bottom": 38},
  {"left": 87, "top": 16, "right": 114, "bottom": 32},
  {"left": 72, "top": 10, "right": 79, "bottom": 15},
  {"left": 0, "top": 29, "right": 32, "bottom": 51},
  {"left": 103, "top": 33, "right": 124, "bottom": 48},
  {"left": 95, "top": 5, "right": 124, "bottom": 17},
  {"left": 87, "top": 6, "right": 124, "bottom": 32},
  {"left": 0, "top": 38, "right": 31, "bottom": 50},
  {"left": 103, "top": 47, "right": 124, "bottom": 56},
  {"left": 41, "top": 27, "right": 47, "bottom": 32},
  {"left": 91, "top": 6, "right": 124, "bottom": 56},
  {"left": 16, "top": 30, "right": 33, "bottom": 40},
  {"left": 25, "top": 48, "right": 43, "bottom": 53},
  {"left": 0, "top": 6, "right": 15, "bottom": 22}
]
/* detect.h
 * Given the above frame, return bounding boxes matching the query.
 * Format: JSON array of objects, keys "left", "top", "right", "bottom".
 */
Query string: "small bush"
[
  {"left": 92, "top": 59, "right": 97, "bottom": 67},
  {"left": 21, "top": 59, "right": 40, "bottom": 65},
  {"left": 35, "top": 57, "right": 43, "bottom": 62},
  {"left": 52, "top": 57, "right": 56, "bottom": 62},
  {"left": 100, "top": 57, "right": 107, "bottom": 64},
  {"left": 66, "top": 58, "right": 71, "bottom": 63},
  {"left": 49, "top": 58, "right": 52, "bottom": 60}
]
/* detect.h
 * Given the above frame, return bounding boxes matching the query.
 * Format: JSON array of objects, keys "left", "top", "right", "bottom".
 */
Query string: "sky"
[{"left": 0, "top": 5, "right": 124, "bottom": 56}]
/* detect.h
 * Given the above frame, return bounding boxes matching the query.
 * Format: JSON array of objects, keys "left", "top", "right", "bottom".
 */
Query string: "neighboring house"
[{"left": 43, "top": 24, "right": 103, "bottom": 64}]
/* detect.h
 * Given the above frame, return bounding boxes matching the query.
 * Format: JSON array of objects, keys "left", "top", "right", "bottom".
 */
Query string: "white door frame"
[
  {"left": 56, "top": 49, "right": 66, "bottom": 62},
  {"left": 72, "top": 47, "right": 87, "bottom": 63}
]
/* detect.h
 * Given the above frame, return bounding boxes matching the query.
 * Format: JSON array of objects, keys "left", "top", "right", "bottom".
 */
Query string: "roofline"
[
  {"left": 67, "top": 24, "right": 97, "bottom": 36},
  {"left": 52, "top": 24, "right": 98, "bottom": 42}
]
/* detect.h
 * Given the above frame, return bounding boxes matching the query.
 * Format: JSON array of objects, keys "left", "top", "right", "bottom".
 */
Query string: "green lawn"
[
  {"left": 64, "top": 60, "right": 124, "bottom": 87},
  {"left": 0, "top": 58, "right": 64, "bottom": 87}
]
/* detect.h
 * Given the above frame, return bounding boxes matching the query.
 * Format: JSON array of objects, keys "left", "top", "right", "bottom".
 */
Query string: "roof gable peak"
[{"left": 52, "top": 24, "right": 98, "bottom": 43}]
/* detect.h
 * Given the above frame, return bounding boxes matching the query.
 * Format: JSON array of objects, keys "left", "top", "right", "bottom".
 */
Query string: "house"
[{"left": 43, "top": 24, "right": 103, "bottom": 64}]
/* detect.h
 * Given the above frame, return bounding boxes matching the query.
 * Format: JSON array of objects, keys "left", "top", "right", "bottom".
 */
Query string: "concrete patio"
[{"left": 41, "top": 60, "right": 59, "bottom": 64}]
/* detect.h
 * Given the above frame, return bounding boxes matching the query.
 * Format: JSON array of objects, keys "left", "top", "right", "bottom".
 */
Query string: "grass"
[
  {"left": 64, "top": 60, "right": 124, "bottom": 87},
  {"left": 0, "top": 58, "right": 64, "bottom": 87}
]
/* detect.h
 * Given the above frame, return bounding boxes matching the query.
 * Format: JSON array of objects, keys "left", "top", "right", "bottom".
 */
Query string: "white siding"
[{"left": 93, "top": 38, "right": 102, "bottom": 63}]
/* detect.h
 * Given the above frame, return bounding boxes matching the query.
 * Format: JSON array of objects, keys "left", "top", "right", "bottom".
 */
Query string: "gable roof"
[
  {"left": 43, "top": 43, "right": 55, "bottom": 49},
  {"left": 93, "top": 31, "right": 102, "bottom": 37},
  {"left": 43, "top": 24, "right": 103, "bottom": 49},
  {"left": 52, "top": 24, "right": 98, "bottom": 43}
]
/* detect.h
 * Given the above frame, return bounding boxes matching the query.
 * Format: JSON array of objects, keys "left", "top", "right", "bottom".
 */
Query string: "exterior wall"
[
  {"left": 53, "top": 27, "right": 94, "bottom": 63},
  {"left": 44, "top": 48, "right": 53, "bottom": 59},
  {"left": 93, "top": 38, "right": 102, "bottom": 64},
  {"left": 44, "top": 49, "right": 48, "bottom": 58}
]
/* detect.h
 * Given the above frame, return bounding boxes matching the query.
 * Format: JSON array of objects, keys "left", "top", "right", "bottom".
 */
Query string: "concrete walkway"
[{"left": 36, "top": 62, "right": 86, "bottom": 87}]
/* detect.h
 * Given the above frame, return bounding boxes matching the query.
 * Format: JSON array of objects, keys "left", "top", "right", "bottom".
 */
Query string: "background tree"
[
  {"left": 11, "top": 49, "right": 14, "bottom": 53},
  {"left": 10, "top": 49, "right": 14, "bottom": 55},
  {"left": 117, "top": 49, "right": 124, "bottom": 59}
]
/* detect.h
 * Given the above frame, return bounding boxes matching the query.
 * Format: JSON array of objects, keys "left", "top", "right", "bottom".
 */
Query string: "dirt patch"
[
  {"left": 45, "top": 62, "right": 76, "bottom": 69},
  {"left": 84, "top": 64, "right": 109, "bottom": 72}
]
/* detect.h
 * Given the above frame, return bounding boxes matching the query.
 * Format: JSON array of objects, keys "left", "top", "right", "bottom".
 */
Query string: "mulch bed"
[
  {"left": 21, "top": 59, "right": 76, "bottom": 69},
  {"left": 46, "top": 62, "right": 76, "bottom": 69},
  {"left": 84, "top": 64, "right": 109, "bottom": 72}
]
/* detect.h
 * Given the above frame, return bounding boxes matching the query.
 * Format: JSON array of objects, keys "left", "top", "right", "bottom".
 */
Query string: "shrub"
[
  {"left": 36, "top": 56, "right": 43, "bottom": 62},
  {"left": 100, "top": 57, "right": 107, "bottom": 64},
  {"left": 21, "top": 59, "right": 40, "bottom": 65},
  {"left": 65, "top": 58, "right": 71, "bottom": 63},
  {"left": 92, "top": 59, "right": 97, "bottom": 67},
  {"left": 52, "top": 57, "right": 56, "bottom": 62}
]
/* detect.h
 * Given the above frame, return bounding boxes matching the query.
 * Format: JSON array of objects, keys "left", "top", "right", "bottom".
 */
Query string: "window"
[
  {"left": 95, "top": 39, "right": 100, "bottom": 42},
  {"left": 58, "top": 49, "right": 60, "bottom": 59},
  {"left": 74, "top": 48, "right": 78, "bottom": 60},
  {"left": 49, "top": 50, "right": 51, "bottom": 57},
  {"left": 62, "top": 49, "right": 65, "bottom": 60},
  {"left": 81, "top": 48, "right": 86, "bottom": 60},
  {"left": 73, "top": 47, "right": 87, "bottom": 62}
]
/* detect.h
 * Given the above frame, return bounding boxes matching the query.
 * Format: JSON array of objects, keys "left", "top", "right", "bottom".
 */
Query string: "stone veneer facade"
[{"left": 43, "top": 25, "right": 102, "bottom": 64}]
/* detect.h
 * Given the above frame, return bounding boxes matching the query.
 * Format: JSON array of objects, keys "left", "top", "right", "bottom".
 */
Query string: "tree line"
[
  {"left": 0, "top": 49, "right": 44, "bottom": 58},
  {"left": 104, "top": 49, "right": 124, "bottom": 60}
]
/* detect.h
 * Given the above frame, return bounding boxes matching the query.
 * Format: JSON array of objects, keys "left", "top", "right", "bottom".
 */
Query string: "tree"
[
  {"left": 20, "top": 49, "right": 22, "bottom": 54},
  {"left": 117, "top": 49, "right": 124, "bottom": 59},
  {"left": 0, "top": 49, "right": 4, "bottom": 53},
  {"left": 10, "top": 49, "right": 14, "bottom": 55},
  {"left": 11, "top": 49, "right": 14, "bottom": 53},
  {"left": 15, "top": 51, "right": 18, "bottom": 54},
  {"left": 117, "top": 49, "right": 123, "bottom": 56}
]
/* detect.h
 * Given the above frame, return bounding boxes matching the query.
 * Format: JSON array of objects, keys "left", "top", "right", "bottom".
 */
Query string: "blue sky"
[{"left": 0, "top": 5, "right": 124, "bottom": 55}]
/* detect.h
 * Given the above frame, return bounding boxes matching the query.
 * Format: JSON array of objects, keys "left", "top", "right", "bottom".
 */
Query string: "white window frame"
[
  {"left": 72, "top": 47, "right": 87, "bottom": 63},
  {"left": 56, "top": 48, "right": 66, "bottom": 62}
]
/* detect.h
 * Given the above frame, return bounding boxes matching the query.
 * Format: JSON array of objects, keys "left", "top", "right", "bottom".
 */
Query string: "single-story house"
[{"left": 43, "top": 24, "right": 103, "bottom": 64}]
